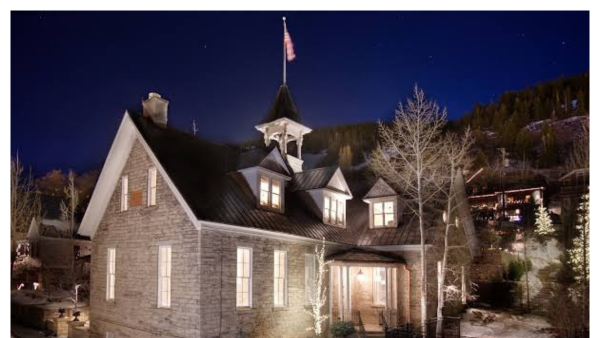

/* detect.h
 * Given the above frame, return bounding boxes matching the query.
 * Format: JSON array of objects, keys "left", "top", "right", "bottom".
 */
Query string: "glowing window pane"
[
  {"left": 374, "top": 214, "right": 384, "bottom": 227},
  {"left": 374, "top": 202, "right": 383, "bottom": 214}
]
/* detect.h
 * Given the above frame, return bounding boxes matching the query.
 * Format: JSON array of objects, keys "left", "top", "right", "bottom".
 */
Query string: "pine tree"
[
  {"left": 568, "top": 193, "right": 589, "bottom": 283},
  {"left": 539, "top": 123, "right": 558, "bottom": 167},
  {"left": 534, "top": 205, "right": 554, "bottom": 236},
  {"left": 515, "top": 128, "right": 534, "bottom": 160}
]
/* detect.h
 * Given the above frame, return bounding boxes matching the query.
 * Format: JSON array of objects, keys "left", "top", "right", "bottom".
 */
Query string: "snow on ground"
[
  {"left": 11, "top": 290, "right": 88, "bottom": 309},
  {"left": 462, "top": 308, "right": 555, "bottom": 338}
]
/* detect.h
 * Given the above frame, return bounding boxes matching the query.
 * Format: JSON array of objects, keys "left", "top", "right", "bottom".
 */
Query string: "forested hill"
[{"left": 454, "top": 73, "right": 589, "bottom": 132}]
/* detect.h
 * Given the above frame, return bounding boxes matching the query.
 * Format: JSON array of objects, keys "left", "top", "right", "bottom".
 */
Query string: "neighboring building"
[
  {"left": 78, "top": 87, "right": 478, "bottom": 338},
  {"left": 15, "top": 194, "right": 92, "bottom": 289},
  {"left": 468, "top": 185, "right": 545, "bottom": 224},
  {"left": 558, "top": 168, "right": 589, "bottom": 246},
  {"left": 24, "top": 194, "right": 92, "bottom": 287}
]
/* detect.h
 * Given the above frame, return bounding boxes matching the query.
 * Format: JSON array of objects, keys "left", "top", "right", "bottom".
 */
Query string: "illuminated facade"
[{"left": 78, "top": 88, "right": 478, "bottom": 338}]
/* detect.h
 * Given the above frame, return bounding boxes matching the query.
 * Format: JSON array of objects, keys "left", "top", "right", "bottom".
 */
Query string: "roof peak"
[{"left": 260, "top": 84, "right": 301, "bottom": 124}]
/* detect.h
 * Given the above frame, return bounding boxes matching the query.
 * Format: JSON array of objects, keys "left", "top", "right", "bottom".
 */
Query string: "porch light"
[{"left": 357, "top": 269, "right": 366, "bottom": 282}]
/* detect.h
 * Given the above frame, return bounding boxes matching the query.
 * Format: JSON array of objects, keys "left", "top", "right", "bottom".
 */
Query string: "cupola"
[{"left": 255, "top": 85, "right": 312, "bottom": 173}]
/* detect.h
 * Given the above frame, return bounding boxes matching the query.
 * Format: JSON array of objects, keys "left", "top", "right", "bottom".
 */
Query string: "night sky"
[{"left": 11, "top": 11, "right": 589, "bottom": 175}]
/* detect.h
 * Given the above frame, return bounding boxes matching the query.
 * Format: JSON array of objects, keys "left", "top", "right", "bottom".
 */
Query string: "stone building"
[{"left": 78, "top": 86, "right": 478, "bottom": 338}]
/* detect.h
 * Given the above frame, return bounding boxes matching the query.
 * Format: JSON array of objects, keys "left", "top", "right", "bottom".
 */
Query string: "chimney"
[{"left": 142, "top": 92, "right": 169, "bottom": 127}]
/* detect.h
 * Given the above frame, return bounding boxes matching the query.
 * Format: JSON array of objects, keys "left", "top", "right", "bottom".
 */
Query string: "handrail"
[{"left": 357, "top": 311, "right": 368, "bottom": 338}]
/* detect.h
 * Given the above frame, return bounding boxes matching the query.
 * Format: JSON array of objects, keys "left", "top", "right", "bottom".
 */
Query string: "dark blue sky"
[{"left": 11, "top": 11, "right": 589, "bottom": 174}]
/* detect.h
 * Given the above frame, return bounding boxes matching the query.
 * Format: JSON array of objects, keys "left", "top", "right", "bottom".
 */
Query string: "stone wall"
[
  {"left": 89, "top": 140, "right": 201, "bottom": 338},
  {"left": 198, "top": 228, "right": 331, "bottom": 338}
]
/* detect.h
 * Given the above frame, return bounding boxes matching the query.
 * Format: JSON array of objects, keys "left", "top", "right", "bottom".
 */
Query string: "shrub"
[
  {"left": 330, "top": 321, "right": 355, "bottom": 338},
  {"left": 507, "top": 260, "right": 527, "bottom": 281}
]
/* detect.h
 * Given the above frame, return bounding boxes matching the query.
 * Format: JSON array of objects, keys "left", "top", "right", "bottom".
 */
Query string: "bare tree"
[
  {"left": 60, "top": 170, "right": 79, "bottom": 240},
  {"left": 566, "top": 124, "right": 589, "bottom": 171},
  {"left": 50, "top": 170, "right": 89, "bottom": 310},
  {"left": 433, "top": 129, "right": 474, "bottom": 335},
  {"left": 370, "top": 85, "right": 447, "bottom": 331},
  {"left": 305, "top": 239, "right": 332, "bottom": 337},
  {"left": 11, "top": 156, "right": 40, "bottom": 271}
]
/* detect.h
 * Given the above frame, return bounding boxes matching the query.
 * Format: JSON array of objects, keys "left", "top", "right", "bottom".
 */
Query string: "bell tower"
[{"left": 255, "top": 85, "right": 312, "bottom": 173}]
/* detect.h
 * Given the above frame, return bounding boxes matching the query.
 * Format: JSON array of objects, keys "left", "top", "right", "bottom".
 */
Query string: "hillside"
[{"left": 294, "top": 73, "right": 589, "bottom": 172}]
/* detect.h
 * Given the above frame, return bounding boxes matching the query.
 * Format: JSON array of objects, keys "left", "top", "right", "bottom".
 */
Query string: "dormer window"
[
  {"left": 372, "top": 200, "right": 396, "bottom": 228},
  {"left": 260, "top": 176, "right": 282, "bottom": 211},
  {"left": 324, "top": 195, "right": 345, "bottom": 226}
]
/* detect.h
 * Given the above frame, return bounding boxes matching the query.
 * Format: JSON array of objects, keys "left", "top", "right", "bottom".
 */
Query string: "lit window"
[
  {"left": 271, "top": 180, "right": 281, "bottom": 209},
  {"left": 373, "top": 267, "right": 387, "bottom": 306},
  {"left": 324, "top": 196, "right": 345, "bottom": 226},
  {"left": 106, "top": 248, "right": 116, "bottom": 300},
  {"left": 105, "top": 332, "right": 114, "bottom": 338},
  {"left": 148, "top": 168, "right": 157, "bottom": 206},
  {"left": 373, "top": 201, "right": 395, "bottom": 227},
  {"left": 260, "top": 177, "right": 270, "bottom": 206},
  {"left": 259, "top": 176, "right": 282, "bottom": 211},
  {"left": 236, "top": 247, "right": 252, "bottom": 307},
  {"left": 157, "top": 245, "right": 172, "bottom": 308},
  {"left": 274, "top": 250, "right": 287, "bottom": 307},
  {"left": 305, "top": 254, "right": 316, "bottom": 305},
  {"left": 120, "top": 176, "right": 128, "bottom": 211}
]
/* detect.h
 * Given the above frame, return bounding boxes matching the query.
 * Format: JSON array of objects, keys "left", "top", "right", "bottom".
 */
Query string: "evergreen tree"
[
  {"left": 500, "top": 120, "right": 517, "bottom": 150},
  {"left": 515, "top": 128, "right": 533, "bottom": 159},
  {"left": 492, "top": 104, "right": 508, "bottom": 133},
  {"left": 539, "top": 123, "right": 558, "bottom": 167},
  {"left": 568, "top": 193, "right": 589, "bottom": 283},
  {"left": 534, "top": 205, "right": 555, "bottom": 236}
]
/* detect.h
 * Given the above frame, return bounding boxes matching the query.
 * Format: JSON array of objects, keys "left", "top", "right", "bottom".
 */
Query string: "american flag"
[{"left": 284, "top": 23, "right": 296, "bottom": 61}]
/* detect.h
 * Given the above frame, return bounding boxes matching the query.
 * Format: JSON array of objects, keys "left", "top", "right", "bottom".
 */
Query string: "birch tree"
[
  {"left": 305, "top": 239, "right": 332, "bottom": 337},
  {"left": 434, "top": 129, "right": 474, "bottom": 335},
  {"left": 370, "top": 85, "right": 447, "bottom": 331}
]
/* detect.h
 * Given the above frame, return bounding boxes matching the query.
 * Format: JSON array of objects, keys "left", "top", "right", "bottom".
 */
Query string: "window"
[
  {"left": 236, "top": 247, "right": 252, "bottom": 307},
  {"left": 274, "top": 250, "right": 287, "bottom": 307},
  {"left": 373, "top": 267, "right": 387, "bottom": 306},
  {"left": 324, "top": 196, "right": 345, "bottom": 226},
  {"left": 105, "top": 332, "right": 115, "bottom": 338},
  {"left": 271, "top": 180, "right": 281, "bottom": 209},
  {"left": 157, "top": 245, "right": 172, "bottom": 308},
  {"left": 106, "top": 248, "right": 116, "bottom": 300},
  {"left": 305, "top": 254, "right": 316, "bottom": 305},
  {"left": 373, "top": 201, "right": 395, "bottom": 227},
  {"left": 120, "top": 176, "right": 128, "bottom": 211},
  {"left": 259, "top": 176, "right": 282, "bottom": 211},
  {"left": 148, "top": 168, "right": 157, "bottom": 206}
]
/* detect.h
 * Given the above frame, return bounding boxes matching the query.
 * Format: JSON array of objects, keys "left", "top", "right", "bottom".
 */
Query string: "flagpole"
[{"left": 283, "top": 16, "right": 287, "bottom": 85}]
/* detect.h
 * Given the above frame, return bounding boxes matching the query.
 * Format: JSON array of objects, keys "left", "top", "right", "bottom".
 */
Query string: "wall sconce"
[{"left": 357, "top": 270, "right": 366, "bottom": 282}]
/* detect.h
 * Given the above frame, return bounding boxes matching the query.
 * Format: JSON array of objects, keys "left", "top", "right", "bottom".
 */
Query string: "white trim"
[
  {"left": 106, "top": 247, "right": 116, "bottom": 301},
  {"left": 238, "top": 166, "right": 292, "bottom": 181},
  {"left": 273, "top": 250, "right": 288, "bottom": 307},
  {"left": 367, "top": 244, "right": 433, "bottom": 252},
  {"left": 78, "top": 113, "right": 137, "bottom": 238},
  {"left": 147, "top": 167, "right": 157, "bottom": 206},
  {"left": 200, "top": 220, "right": 349, "bottom": 247},
  {"left": 236, "top": 246, "right": 253, "bottom": 308},
  {"left": 157, "top": 244, "right": 172, "bottom": 308}
]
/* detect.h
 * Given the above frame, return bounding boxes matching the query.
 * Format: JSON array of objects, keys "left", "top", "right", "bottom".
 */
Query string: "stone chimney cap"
[{"left": 148, "top": 92, "right": 162, "bottom": 99}]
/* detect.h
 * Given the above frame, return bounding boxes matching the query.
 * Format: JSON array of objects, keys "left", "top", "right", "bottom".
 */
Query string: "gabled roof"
[
  {"left": 237, "top": 147, "right": 290, "bottom": 176},
  {"left": 79, "top": 111, "right": 431, "bottom": 250},
  {"left": 290, "top": 166, "right": 351, "bottom": 196},
  {"left": 363, "top": 178, "right": 397, "bottom": 200},
  {"left": 260, "top": 85, "right": 301, "bottom": 124}
]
